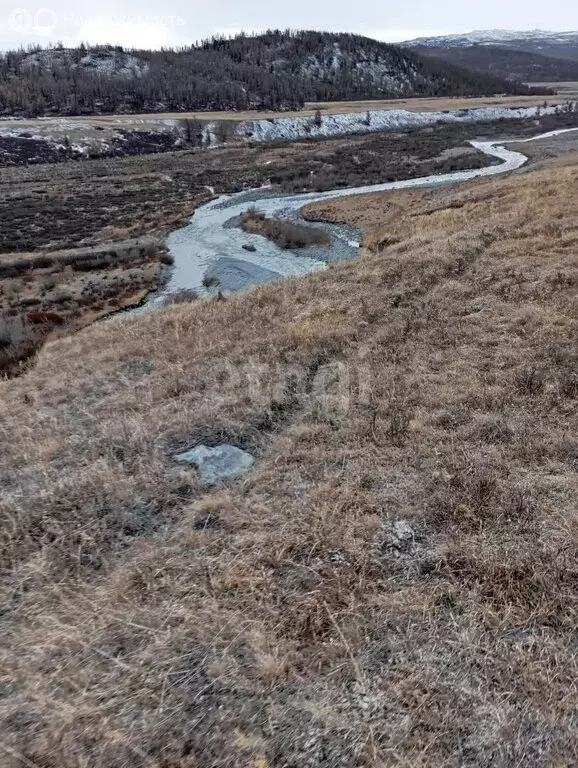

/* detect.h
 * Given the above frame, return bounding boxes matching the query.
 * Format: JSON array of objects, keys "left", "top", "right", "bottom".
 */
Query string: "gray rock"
[
  {"left": 174, "top": 443, "right": 254, "bottom": 485},
  {"left": 242, "top": 243, "right": 257, "bottom": 252},
  {"left": 204, "top": 257, "right": 281, "bottom": 292},
  {"left": 389, "top": 519, "right": 415, "bottom": 551}
]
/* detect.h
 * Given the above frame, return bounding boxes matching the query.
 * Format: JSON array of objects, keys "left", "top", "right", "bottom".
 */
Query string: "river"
[{"left": 147, "top": 127, "right": 578, "bottom": 305}]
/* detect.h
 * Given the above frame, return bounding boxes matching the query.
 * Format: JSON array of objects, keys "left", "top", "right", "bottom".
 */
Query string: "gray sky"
[{"left": 0, "top": 0, "right": 577, "bottom": 51}]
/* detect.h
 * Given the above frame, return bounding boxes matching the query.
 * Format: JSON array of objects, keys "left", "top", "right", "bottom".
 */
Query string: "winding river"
[{"left": 147, "top": 127, "right": 578, "bottom": 305}]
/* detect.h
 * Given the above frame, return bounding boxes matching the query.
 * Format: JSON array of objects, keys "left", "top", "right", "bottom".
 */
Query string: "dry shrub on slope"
[{"left": 241, "top": 208, "right": 331, "bottom": 249}]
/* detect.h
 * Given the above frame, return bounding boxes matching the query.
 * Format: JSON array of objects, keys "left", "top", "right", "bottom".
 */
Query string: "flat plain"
[{"left": 0, "top": 89, "right": 572, "bottom": 132}]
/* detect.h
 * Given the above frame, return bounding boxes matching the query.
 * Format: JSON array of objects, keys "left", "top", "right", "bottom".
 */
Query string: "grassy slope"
[
  {"left": 412, "top": 45, "right": 578, "bottom": 83},
  {"left": 1, "top": 155, "right": 577, "bottom": 766}
]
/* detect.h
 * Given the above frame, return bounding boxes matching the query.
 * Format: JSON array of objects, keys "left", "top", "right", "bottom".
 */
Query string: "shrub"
[
  {"left": 513, "top": 366, "right": 546, "bottom": 396},
  {"left": 52, "top": 288, "right": 73, "bottom": 304},
  {"left": 159, "top": 252, "right": 174, "bottom": 266},
  {"left": 240, "top": 210, "right": 330, "bottom": 250}
]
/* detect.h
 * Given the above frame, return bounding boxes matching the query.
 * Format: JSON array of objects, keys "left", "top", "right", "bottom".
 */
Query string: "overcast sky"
[{"left": 0, "top": 0, "right": 577, "bottom": 51}]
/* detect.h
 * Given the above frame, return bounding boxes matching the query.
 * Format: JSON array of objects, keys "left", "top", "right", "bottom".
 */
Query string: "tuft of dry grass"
[
  {"left": 0, "top": 151, "right": 577, "bottom": 766},
  {"left": 0, "top": 314, "right": 57, "bottom": 375}
]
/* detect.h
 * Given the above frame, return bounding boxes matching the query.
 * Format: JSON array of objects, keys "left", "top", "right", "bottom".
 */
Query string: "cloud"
[
  {"left": 370, "top": 28, "right": 451, "bottom": 43},
  {"left": 0, "top": 5, "right": 191, "bottom": 50},
  {"left": 1, "top": 0, "right": 577, "bottom": 51}
]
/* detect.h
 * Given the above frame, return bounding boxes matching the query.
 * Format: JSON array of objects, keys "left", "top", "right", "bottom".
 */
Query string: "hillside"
[
  {"left": 404, "top": 29, "right": 578, "bottom": 58},
  {"left": 412, "top": 45, "right": 578, "bottom": 83},
  {"left": 0, "top": 31, "right": 540, "bottom": 117},
  {"left": 1, "top": 141, "right": 577, "bottom": 766},
  {"left": 403, "top": 30, "right": 578, "bottom": 82}
]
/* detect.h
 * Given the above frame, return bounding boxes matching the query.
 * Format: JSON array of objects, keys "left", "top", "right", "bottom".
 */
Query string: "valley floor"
[
  {"left": 0, "top": 91, "right": 569, "bottom": 131},
  {"left": 0, "top": 141, "right": 577, "bottom": 766},
  {"left": 0, "top": 118, "right": 523, "bottom": 375},
  {"left": 2, "top": 111, "right": 577, "bottom": 377}
]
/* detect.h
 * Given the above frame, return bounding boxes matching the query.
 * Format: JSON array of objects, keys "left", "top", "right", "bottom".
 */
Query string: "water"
[{"left": 147, "top": 127, "right": 578, "bottom": 304}]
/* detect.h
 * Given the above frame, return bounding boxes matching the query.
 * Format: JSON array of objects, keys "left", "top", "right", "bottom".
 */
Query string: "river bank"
[
  {"left": 147, "top": 127, "right": 578, "bottom": 301},
  {"left": 1, "top": 100, "right": 572, "bottom": 166}
]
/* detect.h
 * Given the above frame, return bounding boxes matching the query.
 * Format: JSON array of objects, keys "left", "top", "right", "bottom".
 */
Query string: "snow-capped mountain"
[
  {"left": 403, "top": 30, "right": 578, "bottom": 49},
  {"left": 401, "top": 30, "right": 578, "bottom": 83}
]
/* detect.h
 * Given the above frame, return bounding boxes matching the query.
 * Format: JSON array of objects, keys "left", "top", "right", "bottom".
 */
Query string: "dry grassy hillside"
[{"left": 0, "top": 154, "right": 577, "bottom": 766}]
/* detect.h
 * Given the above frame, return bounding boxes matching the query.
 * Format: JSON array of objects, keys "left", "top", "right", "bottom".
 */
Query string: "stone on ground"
[
  {"left": 204, "top": 257, "right": 281, "bottom": 291},
  {"left": 174, "top": 443, "right": 254, "bottom": 485}
]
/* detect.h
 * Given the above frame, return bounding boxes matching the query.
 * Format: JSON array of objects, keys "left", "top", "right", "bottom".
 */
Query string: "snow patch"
[
  {"left": 19, "top": 48, "right": 149, "bottom": 78},
  {"left": 237, "top": 105, "right": 564, "bottom": 143}
]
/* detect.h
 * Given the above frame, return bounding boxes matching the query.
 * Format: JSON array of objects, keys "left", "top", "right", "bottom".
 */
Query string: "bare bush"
[
  {"left": 240, "top": 209, "right": 330, "bottom": 249},
  {"left": 513, "top": 365, "right": 546, "bottom": 396},
  {"left": 181, "top": 118, "right": 204, "bottom": 146},
  {"left": 159, "top": 251, "right": 174, "bottom": 266},
  {"left": 214, "top": 120, "right": 237, "bottom": 144}
]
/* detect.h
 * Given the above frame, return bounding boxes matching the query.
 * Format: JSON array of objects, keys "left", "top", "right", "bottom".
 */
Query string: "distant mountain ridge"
[
  {"left": 401, "top": 30, "right": 578, "bottom": 83},
  {"left": 0, "top": 30, "right": 541, "bottom": 117},
  {"left": 404, "top": 30, "right": 578, "bottom": 48}
]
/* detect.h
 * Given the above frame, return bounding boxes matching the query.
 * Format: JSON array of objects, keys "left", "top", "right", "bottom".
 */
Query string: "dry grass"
[
  {"left": 0, "top": 237, "right": 162, "bottom": 279},
  {"left": 0, "top": 153, "right": 577, "bottom": 766},
  {"left": 0, "top": 239, "right": 168, "bottom": 355},
  {"left": 0, "top": 93, "right": 568, "bottom": 131},
  {"left": 527, "top": 81, "right": 578, "bottom": 99},
  {"left": 0, "top": 315, "right": 48, "bottom": 375}
]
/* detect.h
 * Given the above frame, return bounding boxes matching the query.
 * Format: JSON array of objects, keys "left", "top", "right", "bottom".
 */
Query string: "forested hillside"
[
  {"left": 412, "top": 45, "right": 578, "bottom": 83},
  {"left": 0, "top": 30, "right": 541, "bottom": 117}
]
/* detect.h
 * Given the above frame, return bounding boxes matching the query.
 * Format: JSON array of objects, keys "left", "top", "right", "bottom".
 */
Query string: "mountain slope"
[
  {"left": 403, "top": 30, "right": 578, "bottom": 82},
  {"left": 0, "top": 31, "right": 540, "bottom": 117},
  {"left": 404, "top": 30, "right": 578, "bottom": 50},
  {"left": 412, "top": 44, "right": 578, "bottom": 83}
]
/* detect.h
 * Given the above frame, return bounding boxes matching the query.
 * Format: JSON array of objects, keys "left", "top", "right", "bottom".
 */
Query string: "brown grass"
[
  {"left": 0, "top": 153, "right": 577, "bottom": 766},
  {"left": 0, "top": 238, "right": 168, "bottom": 349},
  {"left": 0, "top": 315, "right": 46, "bottom": 375},
  {"left": 0, "top": 237, "right": 162, "bottom": 279}
]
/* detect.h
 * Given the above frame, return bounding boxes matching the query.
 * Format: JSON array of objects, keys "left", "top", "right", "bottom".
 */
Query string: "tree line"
[{"left": 0, "top": 31, "right": 549, "bottom": 117}]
